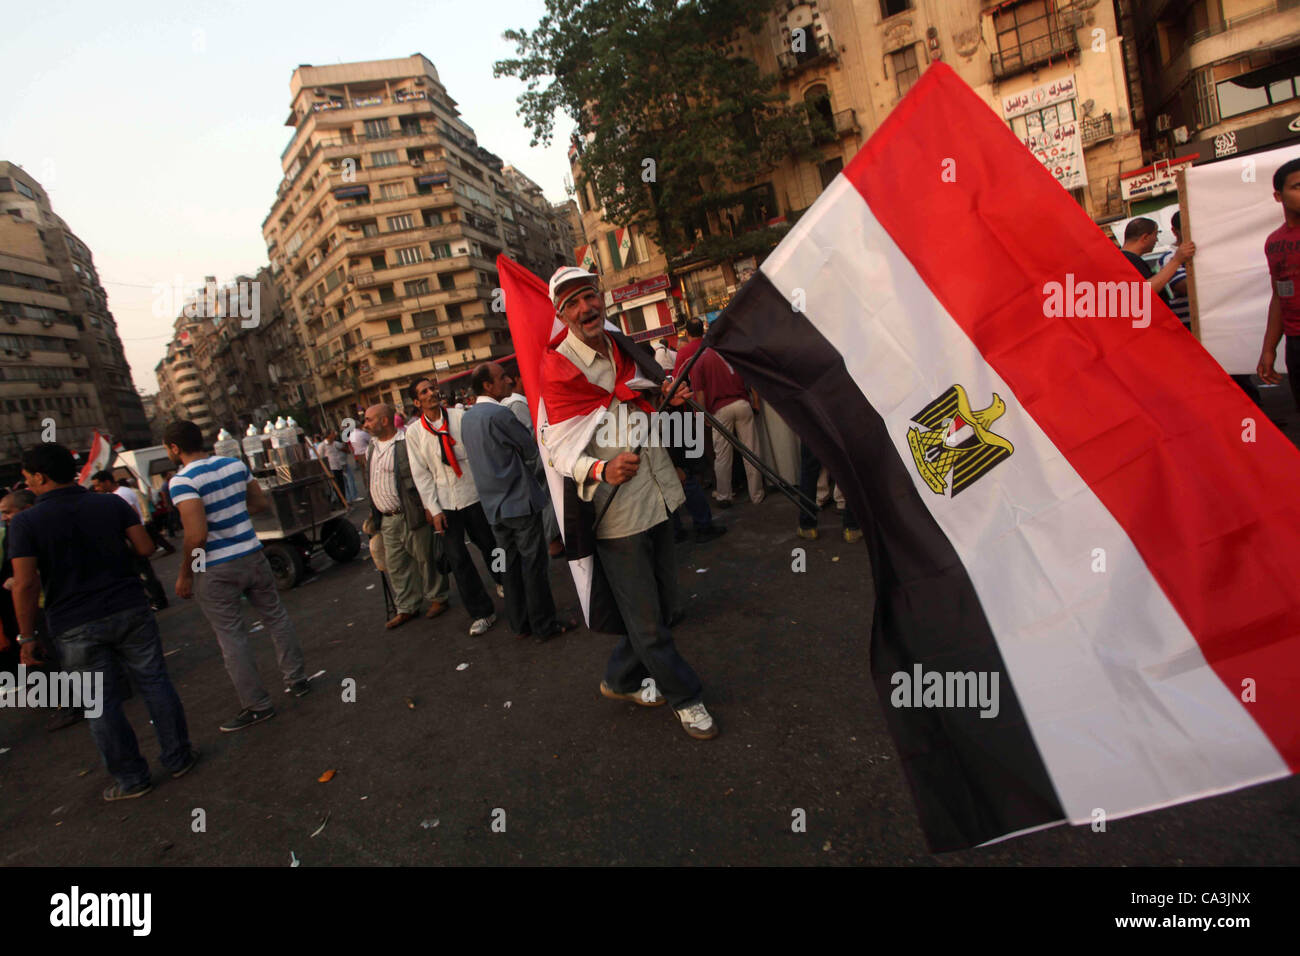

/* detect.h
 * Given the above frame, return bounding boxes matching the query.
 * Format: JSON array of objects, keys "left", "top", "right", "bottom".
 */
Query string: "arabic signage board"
[
  {"left": 610, "top": 274, "right": 670, "bottom": 304},
  {"left": 1119, "top": 155, "right": 1199, "bottom": 200},
  {"left": 1003, "top": 74, "right": 1087, "bottom": 191}
]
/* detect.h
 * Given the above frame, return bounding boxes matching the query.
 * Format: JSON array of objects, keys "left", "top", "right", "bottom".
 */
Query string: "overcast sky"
[{"left": 0, "top": 0, "right": 573, "bottom": 393}]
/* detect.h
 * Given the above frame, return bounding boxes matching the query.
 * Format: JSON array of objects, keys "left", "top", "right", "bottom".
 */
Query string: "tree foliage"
[{"left": 494, "top": 0, "right": 821, "bottom": 268}]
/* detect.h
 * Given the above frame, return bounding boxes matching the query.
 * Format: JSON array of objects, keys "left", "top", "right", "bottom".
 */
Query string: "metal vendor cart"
[{"left": 246, "top": 441, "right": 361, "bottom": 590}]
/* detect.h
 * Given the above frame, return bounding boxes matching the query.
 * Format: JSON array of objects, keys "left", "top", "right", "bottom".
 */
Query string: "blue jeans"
[
  {"left": 597, "top": 520, "right": 703, "bottom": 709},
  {"left": 56, "top": 605, "right": 192, "bottom": 789}
]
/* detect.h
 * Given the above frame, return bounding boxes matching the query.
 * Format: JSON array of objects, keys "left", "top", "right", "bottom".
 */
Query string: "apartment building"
[
  {"left": 571, "top": 0, "right": 1143, "bottom": 326},
  {"left": 263, "top": 54, "right": 533, "bottom": 421},
  {"left": 0, "top": 162, "right": 152, "bottom": 472},
  {"left": 155, "top": 319, "right": 215, "bottom": 438},
  {"left": 1126, "top": 0, "right": 1300, "bottom": 211}
]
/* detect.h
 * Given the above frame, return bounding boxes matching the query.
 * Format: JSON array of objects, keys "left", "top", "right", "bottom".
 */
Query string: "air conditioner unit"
[
  {"left": 410, "top": 159, "right": 423, "bottom": 166},
  {"left": 1173, "top": 126, "right": 1190, "bottom": 144},
  {"left": 329, "top": 160, "right": 341, "bottom": 169},
  {"left": 346, "top": 223, "right": 361, "bottom": 231},
  {"left": 314, "top": 87, "right": 325, "bottom": 95},
  {"left": 1156, "top": 114, "right": 1172, "bottom": 132},
  {"left": 414, "top": 78, "right": 425, "bottom": 86},
  {"left": 41, "top": 319, "right": 53, "bottom": 328}
]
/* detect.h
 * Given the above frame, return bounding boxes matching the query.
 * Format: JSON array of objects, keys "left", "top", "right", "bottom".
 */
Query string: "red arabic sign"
[{"left": 610, "top": 274, "right": 670, "bottom": 303}]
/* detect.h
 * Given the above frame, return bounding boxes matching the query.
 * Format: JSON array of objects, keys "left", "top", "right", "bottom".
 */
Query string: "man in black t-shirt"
[
  {"left": 1120, "top": 217, "right": 1195, "bottom": 302},
  {"left": 9, "top": 444, "right": 196, "bottom": 801}
]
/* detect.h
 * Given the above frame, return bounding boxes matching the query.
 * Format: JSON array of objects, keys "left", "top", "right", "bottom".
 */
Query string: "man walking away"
[
  {"left": 10, "top": 444, "right": 196, "bottom": 800},
  {"left": 164, "top": 420, "right": 310, "bottom": 733}
]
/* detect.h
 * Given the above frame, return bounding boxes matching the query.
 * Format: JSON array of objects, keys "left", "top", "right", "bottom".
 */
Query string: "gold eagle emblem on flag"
[{"left": 906, "top": 385, "right": 1014, "bottom": 496}]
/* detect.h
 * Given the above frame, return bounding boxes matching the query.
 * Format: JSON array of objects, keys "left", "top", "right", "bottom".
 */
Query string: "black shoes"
[
  {"left": 219, "top": 708, "right": 275, "bottom": 733},
  {"left": 286, "top": 678, "right": 311, "bottom": 698},
  {"left": 695, "top": 525, "right": 728, "bottom": 543},
  {"left": 171, "top": 747, "right": 201, "bottom": 779}
]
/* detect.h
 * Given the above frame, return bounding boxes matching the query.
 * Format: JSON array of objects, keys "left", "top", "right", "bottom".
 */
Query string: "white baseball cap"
[{"left": 549, "top": 266, "right": 599, "bottom": 309}]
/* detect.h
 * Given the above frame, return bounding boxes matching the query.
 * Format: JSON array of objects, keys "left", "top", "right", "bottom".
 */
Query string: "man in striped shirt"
[{"left": 164, "top": 420, "right": 310, "bottom": 733}]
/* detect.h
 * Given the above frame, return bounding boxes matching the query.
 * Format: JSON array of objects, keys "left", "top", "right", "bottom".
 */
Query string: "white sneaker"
[
  {"left": 675, "top": 702, "right": 718, "bottom": 740},
  {"left": 469, "top": 614, "right": 496, "bottom": 637}
]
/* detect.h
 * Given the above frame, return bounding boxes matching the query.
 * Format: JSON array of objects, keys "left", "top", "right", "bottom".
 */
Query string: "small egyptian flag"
[{"left": 707, "top": 62, "right": 1300, "bottom": 851}]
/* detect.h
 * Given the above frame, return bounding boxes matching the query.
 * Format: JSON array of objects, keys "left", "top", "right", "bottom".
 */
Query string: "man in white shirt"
[
  {"left": 404, "top": 377, "right": 499, "bottom": 637},
  {"left": 348, "top": 424, "right": 372, "bottom": 493},
  {"left": 363, "top": 404, "right": 449, "bottom": 628},
  {"left": 91, "top": 469, "right": 169, "bottom": 610},
  {"left": 653, "top": 336, "right": 677, "bottom": 373}
]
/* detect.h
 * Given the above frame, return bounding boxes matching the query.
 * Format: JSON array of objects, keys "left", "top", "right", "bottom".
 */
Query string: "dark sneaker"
[
  {"left": 286, "top": 678, "right": 311, "bottom": 698},
  {"left": 103, "top": 781, "right": 153, "bottom": 802},
  {"left": 171, "top": 747, "right": 201, "bottom": 779},
  {"left": 219, "top": 708, "right": 275, "bottom": 733},
  {"left": 695, "top": 524, "right": 727, "bottom": 544}
]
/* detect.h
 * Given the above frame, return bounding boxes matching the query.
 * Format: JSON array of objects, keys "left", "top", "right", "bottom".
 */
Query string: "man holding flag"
[{"left": 538, "top": 267, "right": 718, "bottom": 741}]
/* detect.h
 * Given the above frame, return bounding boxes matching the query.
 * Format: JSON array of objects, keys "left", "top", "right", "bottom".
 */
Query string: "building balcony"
[
  {"left": 991, "top": 25, "right": 1079, "bottom": 80},
  {"left": 1081, "top": 112, "right": 1115, "bottom": 147},
  {"left": 777, "top": 33, "right": 838, "bottom": 77}
]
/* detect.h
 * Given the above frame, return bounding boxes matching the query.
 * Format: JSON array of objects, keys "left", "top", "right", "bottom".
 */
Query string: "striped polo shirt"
[{"left": 169, "top": 456, "right": 262, "bottom": 566}]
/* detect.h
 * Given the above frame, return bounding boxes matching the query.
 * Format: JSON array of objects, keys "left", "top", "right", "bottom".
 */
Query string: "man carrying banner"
[{"left": 539, "top": 267, "right": 718, "bottom": 741}]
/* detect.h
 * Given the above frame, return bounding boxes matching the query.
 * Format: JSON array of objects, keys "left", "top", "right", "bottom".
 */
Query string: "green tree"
[{"left": 495, "top": 0, "right": 821, "bottom": 269}]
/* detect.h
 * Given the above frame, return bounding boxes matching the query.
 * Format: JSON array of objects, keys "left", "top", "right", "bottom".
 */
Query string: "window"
[
  {"left": 380, "top": 182, "right": 406, "bottom": 201},
  {"left": 401, "top": 118, "right": 422, "bottom": 137},
  {"left": 406, "top": 278, "right": 430, "bottom": 296},
  {"left": 412, "top": 309, "right": 439, "bottom": 329},
  {"left": 1010, "top": 99, "right": 1076, "bottom": 140},
  {"left": 1216, "top": 59, "right": 1300, "bottom": 120},
  {"left": 393, "top": 246, "right": 423, "bottom": 266},
  {"left": 371, "top": 150, "right": 399, "bottom": 168},
  {"left": 422, "top": 210, "right": 442, "bottom": 227},
  {"left": 446, "top": 304, "right": 462, "bottom": 322},
  {"left": 452, "top": 334, "right": 472, "bottom": 350},
  {"left": 430, "top": 243, "right": 453, "bottom": 259},
  {"left": 15, "top": 181, "right": 34, "bottom": 199},
  {"left": 892, "top": 46, "right": 920, "bottom": 97},
  {"left": 818, "top": 157, "right": 844, "bottom": 190},
  {"left": 362, "top": 222, "right": 380, "bottom": 237},
  {"left": 387, "top": 318, "right": 403, "bottom": 334},
  {"left": 387, "top": 214, "right": 416, "bottom": 231},
  {"left": 364, "top": 119, "right": 390, "bottom": 139},
  {"left": 420, "top": 342, "right": 447, "bottom": 357},
  {"left": 438, "top": 273, "right": 456, "bottom": 291},
  {"left": 880, "top": 0, "right": 911, "bottom": 16}
]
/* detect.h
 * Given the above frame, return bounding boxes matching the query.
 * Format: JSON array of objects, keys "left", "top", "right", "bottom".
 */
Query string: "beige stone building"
[
  {"left": 1130, "top": 0, "right": 1300, "bottom": 211},
  {"left": 263, "top": 54, "right": 567, "bottom": 422},
  {"left": 0, "top": 162, "right": 151, "bottom": 479},
  {"left": 155, "top": 319, "right": 215, "bottom": 438},
  {"left": 571, "top": 0, "right": 1144, "bottom": 328}
]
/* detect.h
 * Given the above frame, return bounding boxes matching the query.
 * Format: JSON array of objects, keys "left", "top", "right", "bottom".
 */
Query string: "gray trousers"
[
  {"left": 195, "top": 549, "right": 306, "bottom": 711},
  {"left": 379, "top": 507, "right": 448, "bottom": 614}
]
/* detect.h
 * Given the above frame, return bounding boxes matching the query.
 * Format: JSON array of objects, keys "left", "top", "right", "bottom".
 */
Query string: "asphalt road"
[{"left": 2, "top": 386, "right": 1299, "bottom": 866}]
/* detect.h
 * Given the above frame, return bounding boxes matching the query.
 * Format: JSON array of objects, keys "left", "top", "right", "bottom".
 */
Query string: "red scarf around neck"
[{"left": 420, "top": 412, "right": 461, "bottom": 477}]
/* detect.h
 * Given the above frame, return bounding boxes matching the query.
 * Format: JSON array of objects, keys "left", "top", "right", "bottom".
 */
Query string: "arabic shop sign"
[
  {"left": 1003, "top": 74, "right": 1077, "bottom": 120},
  {"left": 610, "top": 274, "right": 670, "bottom": 303},
  {"left": 1120, "top": 155, "right": 1199, "bottom": 200}
]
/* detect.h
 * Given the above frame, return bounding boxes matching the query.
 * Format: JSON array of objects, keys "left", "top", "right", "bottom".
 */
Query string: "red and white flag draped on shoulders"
[{"left": 496, "top": 255, "right": 656, "bottom": 634}]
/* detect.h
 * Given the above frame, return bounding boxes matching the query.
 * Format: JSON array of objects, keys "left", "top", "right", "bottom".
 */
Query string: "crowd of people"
[{"left": 0, "top": 264, "right": 878, "bottom": 802}]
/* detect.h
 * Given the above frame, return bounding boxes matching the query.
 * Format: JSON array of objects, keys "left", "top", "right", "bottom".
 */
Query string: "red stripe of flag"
[{"left": 843, "top": 62, "right": 1300, "bottom": 766}]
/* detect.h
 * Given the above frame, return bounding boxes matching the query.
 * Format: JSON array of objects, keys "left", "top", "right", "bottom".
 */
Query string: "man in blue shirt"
[
  {"left": 9, "top": 443, "right": 196, "bottom": 801},
  {"left": 165, "top": 420, "right": 310, "bottom": 733}
]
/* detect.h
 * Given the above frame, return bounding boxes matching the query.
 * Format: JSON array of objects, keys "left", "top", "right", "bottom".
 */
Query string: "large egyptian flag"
[
  {"left": 497, "top": 255, "right": 638, "bottom": 634},
  {"left": 707, "top": 62, "right": 1300, "bottom": 851},
  {"left": 76, "top": 430, "right": 112, "bottom": 487}
]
